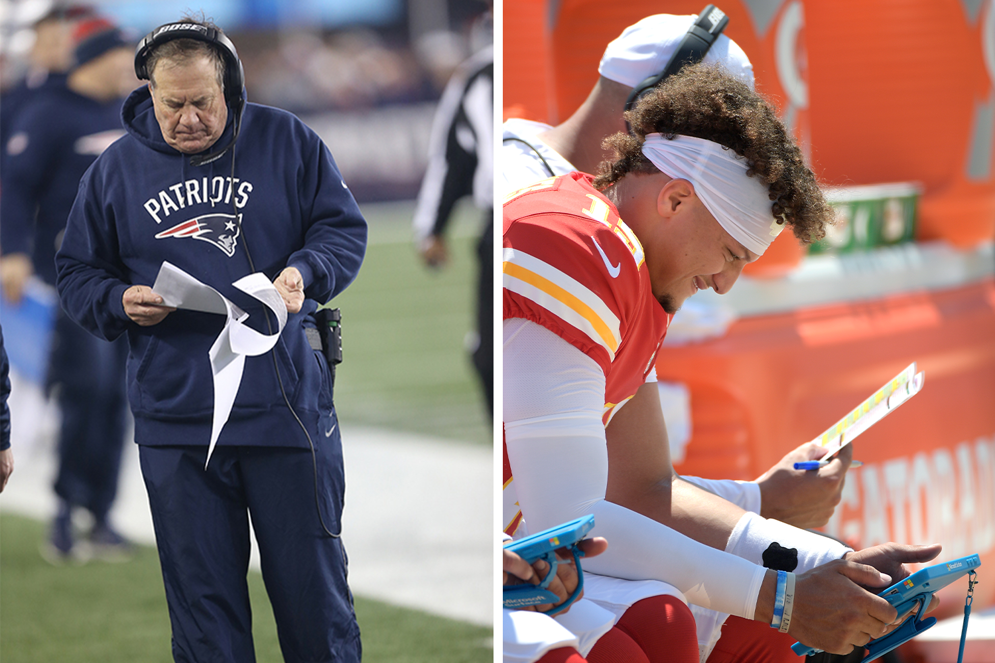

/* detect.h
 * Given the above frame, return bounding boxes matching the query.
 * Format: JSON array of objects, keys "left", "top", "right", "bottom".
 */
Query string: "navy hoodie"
[
  {"left": 1, "top": 83, "right": 125, "bottom": 285},
  {"left": 55, "top": 86, "right": 367, "bottom": 449}
]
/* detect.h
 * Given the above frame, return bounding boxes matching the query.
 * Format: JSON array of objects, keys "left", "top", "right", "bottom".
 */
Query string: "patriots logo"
[{"left": 155, "top": 213, "right": 242, "bottom": 257}]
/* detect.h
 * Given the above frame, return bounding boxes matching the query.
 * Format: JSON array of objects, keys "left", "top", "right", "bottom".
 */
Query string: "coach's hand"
[
  {"left": 123, "top": 285, "right": 175, "bottom": 326},
  {"left": 274, "top": 267, "right": 304, "bottom": 314}
]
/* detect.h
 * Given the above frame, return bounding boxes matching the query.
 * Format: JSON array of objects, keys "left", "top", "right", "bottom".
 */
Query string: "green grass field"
[
  {"left": 0, "top": 200, "right": 494, "bottom": 661},
  {"left": 333, "top": 200, "right": 492, "bottom": 445},
  {"left": 0, "top": 514, "right": 492, "bottom": 663}
]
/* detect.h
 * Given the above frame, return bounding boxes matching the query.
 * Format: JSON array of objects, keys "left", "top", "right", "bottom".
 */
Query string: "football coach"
[{"left": 55, "top": 14, "right": 366, "bottom": 663}]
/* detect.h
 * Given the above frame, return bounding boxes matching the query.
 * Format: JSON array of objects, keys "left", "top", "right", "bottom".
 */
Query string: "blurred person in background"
[
  {"left": 412, "top": 10, "right": 493, "bottom": 419},
  {"left": 55, "top": 14, "right": 365, "bottom": 662},
  {"left": 1, "top": 323, "right": 13, "bottom": 493},
  {"left": 0, "top": 4, "right": 92, "bottom": 159},
  {"left": 0, "top": 15, "right": 137, "bottom": 563}
]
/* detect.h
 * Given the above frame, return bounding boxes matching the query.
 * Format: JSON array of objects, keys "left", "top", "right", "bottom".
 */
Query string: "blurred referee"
[{"left": 412, "top": 39, "right": 494, "bottom": 419}]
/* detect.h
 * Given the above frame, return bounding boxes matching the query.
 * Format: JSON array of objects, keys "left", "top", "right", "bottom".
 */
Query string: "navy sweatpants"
[
  {"left": 48, "top": 309, "right": 129, "bottom": 521},
  {"left": 139, "top": 410, "right": 361, "bottom": 663}
]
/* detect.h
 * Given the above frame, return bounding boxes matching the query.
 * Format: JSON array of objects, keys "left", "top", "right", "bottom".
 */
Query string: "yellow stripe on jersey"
[
  {"left": 503, "top": 476, "right": 524, "bottom": 535},
  {"left": 503, "top": 248, "right": 621, "bottom": 360},
  {"left": 602, "top": 395, "right": 635, "bottom": 426}
]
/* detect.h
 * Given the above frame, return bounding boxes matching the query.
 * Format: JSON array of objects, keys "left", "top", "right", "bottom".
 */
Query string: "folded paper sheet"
[{"left": 151, "top": 261, "right": 288, "bottom": 468}]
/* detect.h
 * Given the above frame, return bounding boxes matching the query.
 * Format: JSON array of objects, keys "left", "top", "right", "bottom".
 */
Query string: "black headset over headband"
[
  {"left": 134, "top": 22, "right": 245, "bottom": 115},
  {"left": 624, "top": 5, "right": 730, "bottom": 116}
]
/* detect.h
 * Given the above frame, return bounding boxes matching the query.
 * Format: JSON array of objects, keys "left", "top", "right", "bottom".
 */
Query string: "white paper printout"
[{"left": 151, "top": 261, "right": 288, "bottom": 467}]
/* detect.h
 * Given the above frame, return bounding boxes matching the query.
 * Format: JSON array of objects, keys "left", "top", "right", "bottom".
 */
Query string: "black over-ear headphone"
[
  {"left": 135, "top": 22, "right": 244, "bottom": 111},
  {"left": 624, "top": 5, "right": 730, "bottom": 117},
  {"left": 135, "top": 22, "right": 246, "bottom": 165}
]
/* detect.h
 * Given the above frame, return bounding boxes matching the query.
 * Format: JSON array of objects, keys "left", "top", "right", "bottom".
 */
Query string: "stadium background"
[{"left": 0, "top": 0, "right": 493, "bottom": 661}]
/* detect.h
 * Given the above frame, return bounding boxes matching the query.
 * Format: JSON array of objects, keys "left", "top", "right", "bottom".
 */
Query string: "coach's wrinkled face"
[{"left": 150, "top": 53, "right": 227, "bottom": 155}]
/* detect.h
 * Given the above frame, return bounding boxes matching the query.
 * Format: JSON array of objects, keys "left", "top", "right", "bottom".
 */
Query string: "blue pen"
[{"left": 794, "top": 459, "right": 863, "bottom": 471}]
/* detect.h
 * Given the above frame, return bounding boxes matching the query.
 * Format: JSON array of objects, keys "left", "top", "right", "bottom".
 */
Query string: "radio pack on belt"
[{"left": 306, "top": 307, "right": 343, "bottom": 380}]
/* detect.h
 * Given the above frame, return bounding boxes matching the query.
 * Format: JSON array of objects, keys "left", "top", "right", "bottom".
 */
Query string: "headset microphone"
[{"left": 189, "top": 118, "right": 241, "bottom": 167}]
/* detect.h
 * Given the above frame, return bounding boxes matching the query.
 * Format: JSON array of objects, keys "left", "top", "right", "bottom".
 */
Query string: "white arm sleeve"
[
  {"left": 504, "top": 319, "right": 766, "bottom": 619},
  {"left": 679, "top": 476, "right": 762, "bottom": 514},
  {"left": 725, "top": 511, "right": 851, "bottom": 573}
]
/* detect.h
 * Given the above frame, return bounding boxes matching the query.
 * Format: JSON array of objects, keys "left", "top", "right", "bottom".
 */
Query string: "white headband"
[{"left": 641, "top": 134, "right": 784, "bottom": 255}]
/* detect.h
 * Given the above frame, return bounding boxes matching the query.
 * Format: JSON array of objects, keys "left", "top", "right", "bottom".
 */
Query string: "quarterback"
[{"left": 503, "top": 64, "right": 941, "bottom": 661}]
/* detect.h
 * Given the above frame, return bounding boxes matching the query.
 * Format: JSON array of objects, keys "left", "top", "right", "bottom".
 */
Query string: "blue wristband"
[{"left": 770, "top": 570, "right": 787, "bottom": 629}]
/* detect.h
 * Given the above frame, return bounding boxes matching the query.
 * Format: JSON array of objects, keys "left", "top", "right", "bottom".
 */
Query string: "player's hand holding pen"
[{"left": 755, "top": 442, "right": 854, "bottom": 529}]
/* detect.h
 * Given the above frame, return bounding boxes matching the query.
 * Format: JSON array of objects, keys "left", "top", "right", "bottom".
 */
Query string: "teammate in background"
[
  {"left": 503, "top": 14, "right": 750, "bottom": 188},
  {"left": 55, "top": 15, "right": 365, "bottom": 661},
  {"left": 503, "top": 63, "right": 942, "bottom": 662},
  {"left": 0, "top": 16, "right": 137, "bottom": 563},
  {"left": 412, "top": 33, "right": 494, "bottom": 418},
  {"left": 501, "top": 15, "right": 858, "bottom": 660},
  {"left": 0, "top": 4, "right": 92, "bottom": 161},
  {"left": 1, "top": 324, "right": 13, "bottom": 493},
  {"left": 504, "top": 532, "right": 698, "bottom": 663}
]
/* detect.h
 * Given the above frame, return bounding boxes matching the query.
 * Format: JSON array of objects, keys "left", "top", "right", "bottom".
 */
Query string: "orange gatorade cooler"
[
  {"left": 503, "top": 0, "right": 554, "bottom": 122},
  {"left": 805, "top": 0, "right": 995, "bottom": 247}
]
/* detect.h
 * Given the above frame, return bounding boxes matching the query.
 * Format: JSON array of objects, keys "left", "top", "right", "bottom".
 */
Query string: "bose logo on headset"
[
  {"left": 705, "top": 7, "right": 726, "bottom": 30},
  {"left": 153, "top": 23, "right": 209, "bottom": 36}
]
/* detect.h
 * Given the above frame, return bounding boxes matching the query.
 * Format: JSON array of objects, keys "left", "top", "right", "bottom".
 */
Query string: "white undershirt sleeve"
[
  {"left": 504, "top": 319, "right": 767, "bottom": 619},
  {"left": 679, "top": 475, "right": 762, "bottom": 514}
]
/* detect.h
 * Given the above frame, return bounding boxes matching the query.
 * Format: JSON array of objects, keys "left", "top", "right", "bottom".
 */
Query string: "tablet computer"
[
  {"left": 503, "top": 515, "right": 596, "bottom": 613},
  {"left": 792, "top": 553, "right": 981, "bottom": 660},
  {"left": 504, "top": 515, "right": 596, "bottom": 563}
]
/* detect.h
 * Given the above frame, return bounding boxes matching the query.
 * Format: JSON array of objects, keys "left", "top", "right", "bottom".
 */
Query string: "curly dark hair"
[{"left": 593, "top": 63, "right": 832, "bottom": 244}]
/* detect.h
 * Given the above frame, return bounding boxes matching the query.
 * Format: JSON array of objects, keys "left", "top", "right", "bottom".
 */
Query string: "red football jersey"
[{"left": 502, "top": 172, "right": 670, "bottom": 533}]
